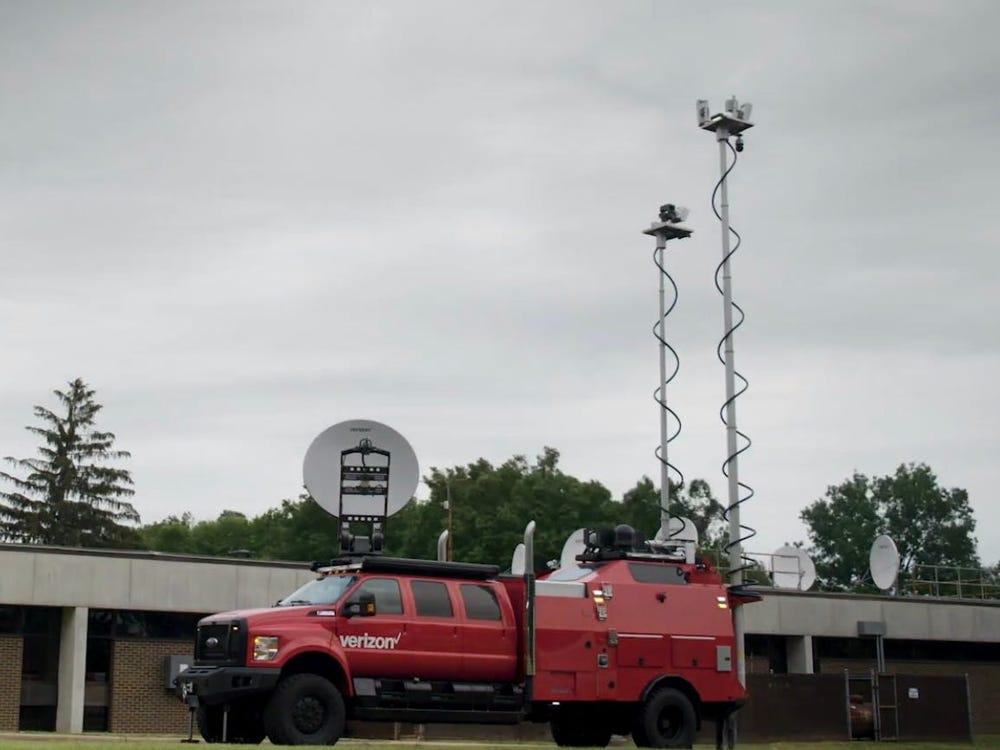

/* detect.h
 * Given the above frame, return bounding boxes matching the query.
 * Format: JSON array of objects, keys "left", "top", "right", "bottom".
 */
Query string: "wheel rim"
[
  {"left": 291, "top": 695, "right": 326, "bottom": 734},
  {"left": 656, "top": 705, "right": 684, "bottom": 741}
]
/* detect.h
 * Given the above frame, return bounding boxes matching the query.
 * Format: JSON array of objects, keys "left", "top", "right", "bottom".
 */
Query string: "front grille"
[{"left": 194, "top": 619, "right": 246, "bottom": 665}]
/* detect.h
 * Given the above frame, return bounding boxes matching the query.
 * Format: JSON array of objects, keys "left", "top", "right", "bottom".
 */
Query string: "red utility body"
[{"left": 179, "top": 533, "right": 754, "bottom": 747}]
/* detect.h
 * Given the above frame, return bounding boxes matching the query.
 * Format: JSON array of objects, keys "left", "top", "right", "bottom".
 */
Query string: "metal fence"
[
  {"left": 903, "top": 563, "right": 1000, "bottom": 600},
  {"left": 705, "top": 549, "right": 1000, "bottom": 600},
  {"left": 732, "top": 672, "right": 972, "bottom": 742}
]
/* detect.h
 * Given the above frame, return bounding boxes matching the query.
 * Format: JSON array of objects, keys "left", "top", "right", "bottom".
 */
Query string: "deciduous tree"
[{"left": 801, "top": 464, "right": 978, "bottom": 590}]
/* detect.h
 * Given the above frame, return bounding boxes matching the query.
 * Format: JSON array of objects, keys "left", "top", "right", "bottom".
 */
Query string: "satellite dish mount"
[{"left": 338, "top": 437, "right": 391, "bottom": 554}]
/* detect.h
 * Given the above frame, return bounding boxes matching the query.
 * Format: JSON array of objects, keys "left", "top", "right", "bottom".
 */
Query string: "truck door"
[
  {"left": 457, "top": 583, "right": 517, "bottom": 682},
  {"left": 404, "top": 579, "right": 463, "bottom": 679},
  {"left": 338, "top": 578, "right": 410, "bottom": 678}
]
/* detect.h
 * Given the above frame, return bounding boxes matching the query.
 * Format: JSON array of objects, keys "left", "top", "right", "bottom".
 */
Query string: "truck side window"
[
  {"left": 348, "top": 579, "right": 403, "bottom": 615},
  {"left": 628, "top": 563, "right": 688, "bottom": 585},
  {"left": 411, "top": 581, "right": 453, "bottom": 618},
  {"left": 460, "top": 584, "right": 501, "bottom": 621}
]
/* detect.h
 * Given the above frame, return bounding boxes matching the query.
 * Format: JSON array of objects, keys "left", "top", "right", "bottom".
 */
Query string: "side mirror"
[{"left": 343, "top": 592, "right": 377, "bottom": 618}]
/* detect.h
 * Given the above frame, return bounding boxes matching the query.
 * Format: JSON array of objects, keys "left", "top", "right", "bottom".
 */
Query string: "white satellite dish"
[
  {"left": 303, "top": 419, "right": 419, "bottom": 519},
  {"left": 771, "top": 545, "right": 816, "bottom": 591},
  {"left": 511, "top": 543, "right": 526, "bottom": 575},
  {"left": 559, "top": 529, "right": 586, "bottom": 569},
  {"left": 870, "top": 534, "right": 900, "bottom": 591},
  {"left": 654, "top": 517, "right": 699, "bottom": 545}
]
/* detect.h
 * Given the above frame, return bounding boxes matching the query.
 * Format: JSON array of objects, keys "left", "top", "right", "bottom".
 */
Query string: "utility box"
[
  {"left": 165, "top": 654, "right": 193, "bottom": 690},
  {"left": 857, "top": 620, "right": 886, "bottom": 637}
]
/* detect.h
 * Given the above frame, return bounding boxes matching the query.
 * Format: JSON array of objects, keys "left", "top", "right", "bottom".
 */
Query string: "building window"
[
  {"left": 87, "top": 610, "right": 203, "bottom": 640},
  {"left": 17, "top": 607, "right": 61, "bottom": 732},
  {"left": 746, "top": 634, "right": 788, "bottom": 674}
]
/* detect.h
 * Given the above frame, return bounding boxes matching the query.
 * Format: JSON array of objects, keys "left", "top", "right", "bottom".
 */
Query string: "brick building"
[
  {"left": 0, "top": 544, "right": 308, "bottom": 734},
  {"left": 0, "top": 543, "right": 997, "bottom": 737}
]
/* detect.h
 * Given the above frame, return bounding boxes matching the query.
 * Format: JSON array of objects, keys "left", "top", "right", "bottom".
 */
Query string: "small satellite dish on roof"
[
  {"left": 303, "top": 419, "right": 419, "bottom": 519},
  {"left": 771, "top": 545, "right": 816, "bottom": 591},
  {"left": 511, "top": 543, "right": 526, "bottom": 576},
  {"left": 870, "top": 534, "right": 900, "bottom": 591},
  {"left": 654, "top": 516, "right": 699, "bottom": 545},
  {"left": 559, "top": 529, "right": 586, "bottom": 569}
]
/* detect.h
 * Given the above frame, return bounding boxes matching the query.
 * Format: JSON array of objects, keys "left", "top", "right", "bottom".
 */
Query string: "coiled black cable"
[
  {"left": 711, "top": 139, "right": 757, "bottom": 574},
  {"left": 653, "top": 241, "right": 684, "bottom": 537}
]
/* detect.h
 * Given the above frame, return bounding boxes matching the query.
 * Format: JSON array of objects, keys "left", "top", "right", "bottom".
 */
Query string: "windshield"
[{"left": 279, "top": 575, "right": 356, "bottom": 607}]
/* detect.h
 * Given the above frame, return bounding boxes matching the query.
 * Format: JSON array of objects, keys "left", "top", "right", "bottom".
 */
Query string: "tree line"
[{"left": 1, "top": 379, "right": 989, "bottom": 591}]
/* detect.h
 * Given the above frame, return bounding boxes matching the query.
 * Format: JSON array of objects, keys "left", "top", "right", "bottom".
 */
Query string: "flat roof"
[{"left": 0, "top": 542, "right": 309, "bottom": 569}]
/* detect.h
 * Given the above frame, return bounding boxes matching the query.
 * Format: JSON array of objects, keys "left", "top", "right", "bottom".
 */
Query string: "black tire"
[
  {"left": 196, "top": 705, "right": 223, "bottom": 744},
  {"left": 550, "top": 709, "right": 613, "bottom": 747},
  {"left": 632, "top": 687, "right": 697, "bottom": 748},
  {"left": 263, "top": 673, "right": 346, "bottom": 746},
  {"left": 196, "top": 704, "right": 265, "bottom": 744}
]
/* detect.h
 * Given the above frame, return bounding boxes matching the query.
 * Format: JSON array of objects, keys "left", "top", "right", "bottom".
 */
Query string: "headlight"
[{"left": 252, "top": 635, "right": 279, "bottom": 661}]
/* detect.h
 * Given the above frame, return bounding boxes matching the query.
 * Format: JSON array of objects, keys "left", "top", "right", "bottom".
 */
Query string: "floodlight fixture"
[
  {"left": 658, "top": 203, "right": 690, "bottom": 224},
  {"left": 698, "top": 95, "right": 754, "bottom": 136},
  {"left": 643, "top": 204, "right": 693, "bottom": 242},
  {"left": 696, "top": 99, "right": 711, "bottom": 127}
]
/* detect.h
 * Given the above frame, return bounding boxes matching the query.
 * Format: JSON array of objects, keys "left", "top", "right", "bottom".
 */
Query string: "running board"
[
  {"left": 352, "top": 706, "right": 523, "bottom": 724},
  {"left": 352, "top": 677, "right": 525, "bottom": 723}
]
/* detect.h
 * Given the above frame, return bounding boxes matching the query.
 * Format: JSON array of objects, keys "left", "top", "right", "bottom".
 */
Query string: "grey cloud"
[{"left": 1, "top": 0, "right": 998, "bottom": 561}]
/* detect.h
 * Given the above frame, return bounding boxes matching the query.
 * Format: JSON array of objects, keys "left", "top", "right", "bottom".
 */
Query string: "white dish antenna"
[
  {"left": 771, "top": 545, "right": 816, "bottom": 591},
  {"left": 303, "top": 419, "right": 419, "bottom": 519},
  {"left": 511, "top": 543, "right": 526, "bottom": 576},
  {"left": 870, "top": 534, "right": 900, "bottom": 591},
  {"left": 559, "top": 528, "right": 586, "bottom": 569},
  {"left": 654, "top": 516, "right": 699, "bottom": 545}
]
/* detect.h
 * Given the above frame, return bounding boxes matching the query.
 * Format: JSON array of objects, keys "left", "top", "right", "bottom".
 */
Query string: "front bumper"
[{"left": 175, "top": 665, "right": 281, "bottom": 706}]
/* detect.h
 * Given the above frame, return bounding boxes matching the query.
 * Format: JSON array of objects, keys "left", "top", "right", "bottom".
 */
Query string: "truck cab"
[{"left": 178, "top": 524, "right": 755, "bottom": 747}]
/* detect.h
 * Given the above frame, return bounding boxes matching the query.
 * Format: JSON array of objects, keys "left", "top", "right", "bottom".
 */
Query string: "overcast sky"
[{"left": 2, "top": 1, "right": 998, "bottom": 563}]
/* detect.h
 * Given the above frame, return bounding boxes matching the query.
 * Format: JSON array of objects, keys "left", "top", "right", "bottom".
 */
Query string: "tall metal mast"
[
  {"left": 697, "top": 96, "right": 755, "bottom": 688},
  {"left": 643, "top": 206, "right": 692, "bottom": 541}
]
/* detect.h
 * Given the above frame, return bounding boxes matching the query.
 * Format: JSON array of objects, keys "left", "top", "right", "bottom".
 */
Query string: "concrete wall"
[
  {"left": 0, "top": 545, "right": 313, "bottom": 614},
  {"left": 0, "top": 635, "right": 22, "bottom": 731},
  {"left": 744, "top": 589, "right": 1000, "bottom": 643},
  {"left": 3, "top": 545, "right": 997, "bottom": 643}
]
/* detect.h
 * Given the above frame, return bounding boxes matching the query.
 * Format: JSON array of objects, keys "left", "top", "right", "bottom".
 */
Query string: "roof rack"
[{"left": 312, "top": 555, "right": 500, "bottom": 580}]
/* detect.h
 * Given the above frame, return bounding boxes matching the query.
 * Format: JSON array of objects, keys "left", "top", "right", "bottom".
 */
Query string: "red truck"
[{"left": 178, "top": 523, "right": 757, "bottom": 746}]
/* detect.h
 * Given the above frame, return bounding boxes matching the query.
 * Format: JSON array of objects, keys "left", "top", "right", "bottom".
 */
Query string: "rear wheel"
[
  {"left": 633, "top": 687, "right": 697, "bottom": 748},
  {"left": 263, "top": 673, "right": 346, "bottom": 746}
]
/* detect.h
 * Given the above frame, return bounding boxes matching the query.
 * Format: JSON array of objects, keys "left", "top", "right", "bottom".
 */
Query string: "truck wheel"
[
  {"left": 196, "top": 705, "right": 223, "bottom": 743},
  {"left": 196, "top": 705, "right": 265, "bottom": 744},
  {"left": 550, "top": 711, "right": 613, "bottom": 747},
  {"left": 633, "top": 687, "right": 696, "bottom": 748},
  {"left": 263, "top": 673, "right": 346, "bottom": 746}
]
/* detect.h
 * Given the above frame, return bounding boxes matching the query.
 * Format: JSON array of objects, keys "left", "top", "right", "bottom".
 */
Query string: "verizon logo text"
[{"left": 339, "top": 633, "right": 402, "bottom": 650}]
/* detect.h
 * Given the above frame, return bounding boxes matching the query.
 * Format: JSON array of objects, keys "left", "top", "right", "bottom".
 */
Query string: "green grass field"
[{"left": 1, "top": 740, "right": 997, "bottom": 750}]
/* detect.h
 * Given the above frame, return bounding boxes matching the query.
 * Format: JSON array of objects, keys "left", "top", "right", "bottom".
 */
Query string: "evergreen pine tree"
[{"left": 0, "top": 378, "right": 139, "bottom": 547}]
